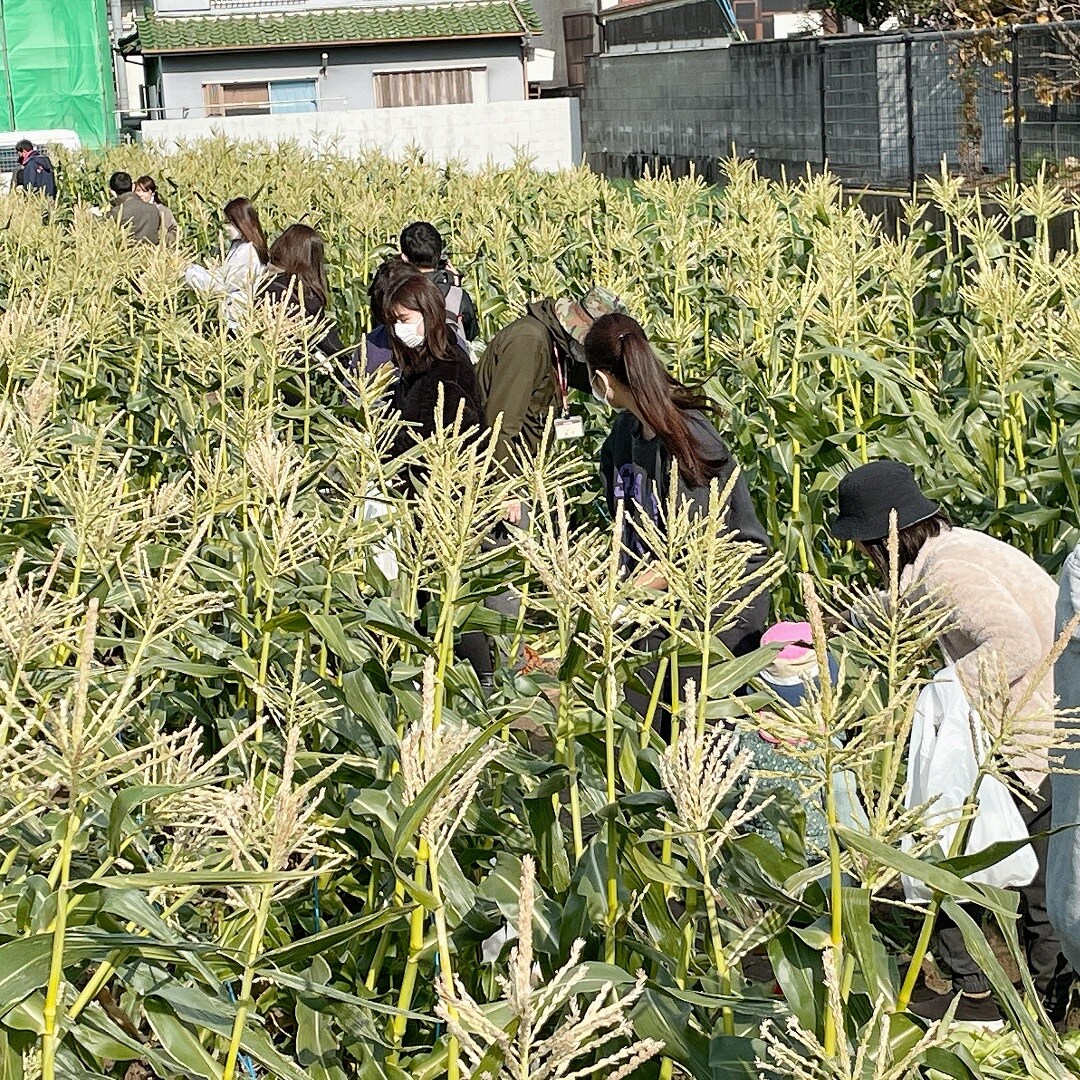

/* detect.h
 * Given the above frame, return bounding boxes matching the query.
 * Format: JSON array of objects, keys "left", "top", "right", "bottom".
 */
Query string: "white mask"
[
  {"left": 225, "top": 223, "right": 242, "bottom": 241},
  {"left": 393, "top": 320, "right": 425, "bottom": 349},
  {"left": 591, "top": 372, "right": 611, "bottom": 407}
]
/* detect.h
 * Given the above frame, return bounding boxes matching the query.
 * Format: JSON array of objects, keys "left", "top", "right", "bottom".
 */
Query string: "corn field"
[{"left": 0, "top": 141, "right": 1078, "bottom": 1080}]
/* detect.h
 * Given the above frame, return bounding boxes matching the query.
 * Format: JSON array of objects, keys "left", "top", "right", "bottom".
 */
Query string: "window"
[
  {"left": 563, "top": 12, "right": 593, "bottom": 88},
  {"left": 373, "top": 68, "right": 478, "bottom": 108},
  {"left": 734, "top": 0, "right": 759, "bottom": 39},
  {"left": 269, "top": 79, "right": 321, "bottom": 114},
  {"left": 203, "top": 78, "right": 317, "bottom": 117}
]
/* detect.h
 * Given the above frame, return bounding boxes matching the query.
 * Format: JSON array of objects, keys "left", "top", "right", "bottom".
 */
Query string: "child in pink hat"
[{"left": 746, "top": 621, "right": 838, "bottom": 851}]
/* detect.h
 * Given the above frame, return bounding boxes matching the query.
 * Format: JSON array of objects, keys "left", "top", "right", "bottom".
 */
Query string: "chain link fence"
[
  {"left": 583, "top": 22, "right": 1080, "bottom": 188},
  {"left": 822, "top": 23, "right": 1080, "bottom": 186}
]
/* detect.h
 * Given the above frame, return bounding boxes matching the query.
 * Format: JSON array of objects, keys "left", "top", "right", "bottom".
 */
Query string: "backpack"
[
  {"left": 444, "top": 284, "right": 465, "bottom": 328},
  {"left": 442, "top": 283, "right": 480, "bottom": 363}
]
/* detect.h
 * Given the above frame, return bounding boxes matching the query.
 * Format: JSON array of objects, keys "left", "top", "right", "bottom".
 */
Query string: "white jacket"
[{"left": 185, "top": 241, "right": 265, "bottom": 326}]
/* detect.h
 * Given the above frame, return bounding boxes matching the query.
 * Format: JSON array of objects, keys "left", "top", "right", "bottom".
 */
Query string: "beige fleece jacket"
[{"left": 901, "top": 527, "right": 1057, "bottom": 790}]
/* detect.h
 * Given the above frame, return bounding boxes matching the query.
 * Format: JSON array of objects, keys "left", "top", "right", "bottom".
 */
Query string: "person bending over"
[
  {"left": 584, "top": 312, "right": 771, "bottom": 730},
  {"left": 830, "top": 458, "right": 1070, "bottom": 1026}
]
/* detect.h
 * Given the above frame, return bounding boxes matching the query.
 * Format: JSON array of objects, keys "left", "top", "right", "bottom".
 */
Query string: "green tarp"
[{"left": 0, "top": 0, "right": 117, "bottom": 146}]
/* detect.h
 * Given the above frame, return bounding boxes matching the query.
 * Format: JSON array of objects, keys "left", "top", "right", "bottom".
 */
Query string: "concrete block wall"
[
  {"left": 582, "top": 35, "right": 1022, "bottom": 186},
  {"left": 583, "top": 40, "right": 823, "bottom": 182},
  {"left": 141, "top": 98, "right": 582, "bottom": 172}
]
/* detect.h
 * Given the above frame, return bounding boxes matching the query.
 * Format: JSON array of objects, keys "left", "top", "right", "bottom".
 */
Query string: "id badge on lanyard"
[{"left": 552, "top": 345, "right": 584, "bottom": 441}]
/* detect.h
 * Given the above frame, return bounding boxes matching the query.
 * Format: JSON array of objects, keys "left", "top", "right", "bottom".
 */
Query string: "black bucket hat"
[{"left": 830, "top": 461, "right": 940, "bottom": 542}]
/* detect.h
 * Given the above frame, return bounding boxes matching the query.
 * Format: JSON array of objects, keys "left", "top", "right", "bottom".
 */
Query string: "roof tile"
[{"left": 135, "top": 1, "right": 543, "bottom": 53}]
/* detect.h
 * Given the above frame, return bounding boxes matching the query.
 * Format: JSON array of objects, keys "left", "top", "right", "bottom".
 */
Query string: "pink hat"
[{"left": 761, "top": 621, "right": 815, "bottom": 662}]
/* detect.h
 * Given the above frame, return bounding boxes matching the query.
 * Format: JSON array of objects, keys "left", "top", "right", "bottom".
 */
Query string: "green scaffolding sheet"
[{"left": 0, "top": 0, "right": 117, "bottom": 146}]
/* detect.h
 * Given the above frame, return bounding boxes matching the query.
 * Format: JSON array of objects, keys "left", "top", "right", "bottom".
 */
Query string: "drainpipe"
[
  {"left": 508, "top": 0, "right": 532, "bottom": 98},
  {"left": 109, "top": 0, "right": 130, "bottom": 115}
]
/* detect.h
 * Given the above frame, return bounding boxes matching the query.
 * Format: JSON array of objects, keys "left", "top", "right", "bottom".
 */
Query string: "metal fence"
[
  {"left": 821, "top": 23, "right": 1080, "bottom": 187},
  {"left": 583, "top": 21, "right": 1080, "bottom": 188}
]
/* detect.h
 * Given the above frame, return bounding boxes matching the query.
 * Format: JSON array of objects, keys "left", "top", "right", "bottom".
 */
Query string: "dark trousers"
[
  {"left": 481, "top": 507, "right": 529, "bottom": 671},
  {"left": 416, "top": 591, "right": 493, "bottom": 681},
  {"left": 936, "top": 776, "right": 1070, "bottom": 1004}
]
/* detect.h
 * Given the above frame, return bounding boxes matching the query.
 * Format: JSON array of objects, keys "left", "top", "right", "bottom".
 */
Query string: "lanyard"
[{"left": 552, "top": 345, "right": 570, "bottom": 419}]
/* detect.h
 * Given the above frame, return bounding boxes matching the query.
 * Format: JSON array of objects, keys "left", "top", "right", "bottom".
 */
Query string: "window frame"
[{"left": 202, "top": 77, "right": 318, "bottom": 118}]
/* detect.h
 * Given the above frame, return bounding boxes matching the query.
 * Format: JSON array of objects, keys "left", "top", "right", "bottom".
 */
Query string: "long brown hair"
[
  {"left": 269, "top": 224, "right": 328, "bottom": 307},
  {"left": 585, "top": 313, "right": 723, "bottom": 487},
  {"left": 859, "top": 512, "right": 952, "bottom": 580},
  {"left": 381, "top": 268, "right": 457, "bottom": 377},
  {"left": 224, "top": 197, "right": 269, "bottom": 265}
]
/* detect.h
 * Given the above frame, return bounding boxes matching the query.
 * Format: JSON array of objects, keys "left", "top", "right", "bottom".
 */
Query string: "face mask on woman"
[
  {"left": 590, "top": 370, "right": 612, "bottom": 407},
  {"left": 225, "top": 223, "right": 242, "bottom": 242},
  {"left": 394, "top": 320, "right": 425, "bottom": 350}
]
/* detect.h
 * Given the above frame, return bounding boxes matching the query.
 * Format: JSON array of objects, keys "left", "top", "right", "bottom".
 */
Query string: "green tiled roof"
[{"left": 134, "top": 2, "right": 542, "bottom": 54}]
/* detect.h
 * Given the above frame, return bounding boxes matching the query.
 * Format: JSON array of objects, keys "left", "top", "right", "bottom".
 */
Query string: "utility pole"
[{"left": 109, "top": 0, "right": 129, "bottom": 117}]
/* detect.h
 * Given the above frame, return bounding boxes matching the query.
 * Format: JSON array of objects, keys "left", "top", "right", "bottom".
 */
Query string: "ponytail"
[{"left": 585, "top": 313, "right": 724, "bottom": 487}]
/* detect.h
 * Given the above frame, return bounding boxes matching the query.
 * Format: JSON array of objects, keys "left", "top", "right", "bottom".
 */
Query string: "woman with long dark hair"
[
  {"left": 584, "top": 312, "right": 771, "bottom": 659},
  {"left": 381, "top": 267, "right": 484, "bottom": 459},
  {"left": 830, "top": 459, "right": 1068, "bottom": 1026},
  {"left": 185, "top": 196, "right": 269, "bottom": 326},
  {"left": 263, "top": 224, "right": 344, "bottom": 357},
  {"left": 363, "top": 257, "right": 470, "bottom": 376},
  {"left": 382, "top": 266, "right": 491, "bottom": 683}
]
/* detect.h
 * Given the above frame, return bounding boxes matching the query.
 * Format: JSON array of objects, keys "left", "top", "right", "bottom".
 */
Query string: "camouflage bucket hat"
[{"left": 555, "top": 285, "right": 626, "bottom": 344}]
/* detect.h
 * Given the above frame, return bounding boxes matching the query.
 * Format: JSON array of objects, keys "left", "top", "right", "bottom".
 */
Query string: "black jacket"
[
  {"left": 15, "top": 151, "right": 56, "bottom": 198},
  {"left": 262, "top": 273, "right": 345, "bottom": 357},
  {"left": 600, "top": 408, "right": 771, "bottom": 653},
  {"left": 390, "top": 348, "right": 485, "bottom": 462}
]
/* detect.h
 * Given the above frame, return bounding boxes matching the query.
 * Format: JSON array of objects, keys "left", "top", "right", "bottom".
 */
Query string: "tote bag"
[{"left": 902, "top": 667, "right": 1037, "bottom": 903}]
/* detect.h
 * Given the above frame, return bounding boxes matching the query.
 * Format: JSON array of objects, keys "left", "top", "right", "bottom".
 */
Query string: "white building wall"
[{"left": 141, "top": 97, "right": 581, "bottom": 170}]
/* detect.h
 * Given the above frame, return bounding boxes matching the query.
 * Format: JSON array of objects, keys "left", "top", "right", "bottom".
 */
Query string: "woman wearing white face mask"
[
  {"left": 585, "top": 313, "right": 772, "bottom": 734},
  {"left": 383, "top": 266, "right": 492, "bottom": 683},
  {"left": 383, "top": 267, "right": 485, "bottom": 463},
  {"left": 185, "top": 197, "right": 269, "bottom": 327}
]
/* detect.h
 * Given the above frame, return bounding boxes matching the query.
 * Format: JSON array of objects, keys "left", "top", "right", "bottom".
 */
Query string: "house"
[
  {"left": 526, "top": 0, "right": 596, "bottom": 91},
  {"left": 124, "top": 0, "right": 544, "bottom": 120},
  {"left": 597, "top": 0, "right": 736, "bottom": 55},
  {"left": 599, "top": 0, "right": 817, "bottom": 45}
]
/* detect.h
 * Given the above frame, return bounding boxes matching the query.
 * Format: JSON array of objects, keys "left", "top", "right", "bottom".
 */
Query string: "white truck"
[{"left": 0, "top": 129, "right": 81, "bottom": 191}]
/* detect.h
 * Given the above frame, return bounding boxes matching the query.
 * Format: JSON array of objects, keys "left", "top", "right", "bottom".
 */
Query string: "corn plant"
[{"left": 0, "top": 144, "right": 1077, "bottom": 1079}]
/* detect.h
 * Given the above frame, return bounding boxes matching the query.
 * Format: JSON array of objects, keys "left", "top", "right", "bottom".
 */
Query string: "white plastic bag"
[
  {"left": 363, "top": 491, "right": 399, "bottom": 582},
  {"left": 902, "top": 667, "right": 1037, "bottom": 903}
]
